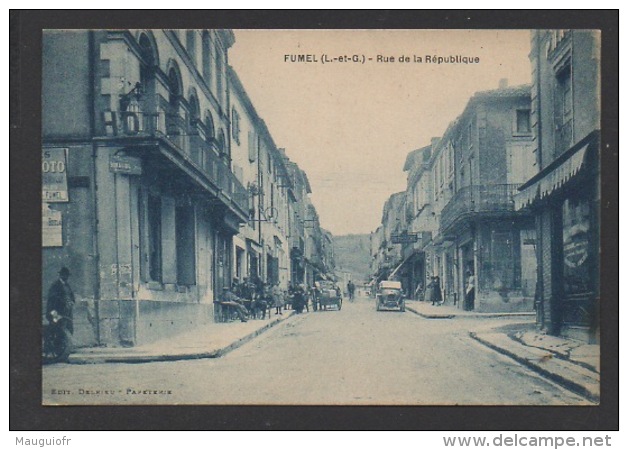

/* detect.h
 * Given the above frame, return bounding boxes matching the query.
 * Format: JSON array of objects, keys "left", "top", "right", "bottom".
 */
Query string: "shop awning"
[
  {"left": 389, "top": 253, "right": 412, "bottom": 279},
  {"left": 515, "top": 132, "right": 597, "bottom": 210}
]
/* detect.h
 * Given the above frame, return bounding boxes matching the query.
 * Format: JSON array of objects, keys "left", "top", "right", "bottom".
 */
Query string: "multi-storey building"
[
  {"left": 42, "top": 29, "right": 247, "bottom": 347},
  {"left": 283, "top": 157, "right": 312, "bottom": 287},
  {"left": 42, "top": 29, "right": 330, "bottom": 348},
  {"left": 435, "top": 82, "right": 536, "bottom": 312},
  {"left": 396, "top": 141, "right": 439, "bottom": 299},
  {"left": 515, "top": 30, "right": 600, "bottom": 342},
  {"left": 372, "top": 192, "right": 407, "bottom": 284},
  {"left": 373, "top": 81, "right": 537, "bottom": 312}
]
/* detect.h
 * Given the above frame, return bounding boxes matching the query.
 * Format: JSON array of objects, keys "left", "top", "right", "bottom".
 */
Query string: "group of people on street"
[
  {"left": 416, "top": 269, "right": 475, "bottom": 310},
  {"left": 217, "top": 277, "right": 327, "bottom": 322}
]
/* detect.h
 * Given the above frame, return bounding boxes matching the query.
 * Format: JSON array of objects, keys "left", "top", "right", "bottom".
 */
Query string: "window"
[
  {"left": 216, "top": 51, "right": 224, "bottom": 104},
  {"left": 186, "top": 30, "right": 197, "bottom": 66},
  {"left": 147, "top": 194, "right": 162, "bottom": 282},
  {"left": 555, "top": 65, "right": 573, "bottom": 154},
  {"left": 467, "top": 122, "right": 473, "bottom": 152},
  {"left": 202, "top": 31, "right": 211, "bottom": 85},
  {"left": 175, "top": 205, "right": 196, "bottom": 285},
  {"left": 515, "top": 109, "right": 531, "bottom": 134},
  {"left": 248, "top": 131, "right": 256, "bottom": 162},
  {"left": 232, "top": 108, "right": 241, "bottom": 144}
]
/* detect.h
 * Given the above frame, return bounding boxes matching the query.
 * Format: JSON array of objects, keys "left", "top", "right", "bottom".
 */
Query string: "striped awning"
[{"left": 515, "top": 141, "right": 591, "bottom": 210}]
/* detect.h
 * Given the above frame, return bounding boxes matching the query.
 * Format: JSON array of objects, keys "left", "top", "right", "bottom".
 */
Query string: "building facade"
[
  {"left": 515, "top": 30, "right": 600, "bottom": 342},
  {"left": 42, "top": 29, "right": 331, "bottom": 348},
  {"left": 372, "top": 82, "right": 537, "bottom": 312}
]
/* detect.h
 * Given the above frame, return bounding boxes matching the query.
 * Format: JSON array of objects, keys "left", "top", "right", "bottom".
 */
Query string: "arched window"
[
  {"left": 217, "top": 129, "right": 226, "bottom": 156},
  {"left": 188, "top": 94, "right": 201, "bottom": 165},
  {"left": 188, "top": 93, "right": 200, "bottom": 132},
  {"left": 138, "top": 33, "right": 158, "bottom": 132},
  {"left": 204, "top": 110, "right": 215, "bottom": 142},
  {"left": 167, "top": 64, "right": 183, "bottom": 138}
]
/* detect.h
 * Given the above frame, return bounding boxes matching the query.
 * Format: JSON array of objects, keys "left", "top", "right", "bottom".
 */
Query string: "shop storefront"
[{"left": 515, "top": 131, "right": 599, "bottom": 342}]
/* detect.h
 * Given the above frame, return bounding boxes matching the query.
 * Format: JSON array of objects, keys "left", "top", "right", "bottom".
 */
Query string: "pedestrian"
[
  {"left": 465, "top": 270, "right": 475, "bottom": 311},
  {"left": 311, "top": 282, "right": 320, "bottom": 311},
  {"left": 272, "top": 283, "right": 284, "bottom": 315},
  {"left": 46, "top": 267, "right": 75, "bottom": 334},
  {"left": 425, "top": 276, "right": 442, "bottom": 306},
  {"left": 217, "top": 287, "right": 248, "bottom": 322},
  {"left": 347, "top": 280, "right": 355, "bottom": 301},
  {"left": 414, "top": 282, "right": 423, "bottom": 301},
  {"left": 432, "top": 276, "right": 443, "bottom": 306},
  {"left": 292, "top": 284, "right": 306, "bottom": 314}
]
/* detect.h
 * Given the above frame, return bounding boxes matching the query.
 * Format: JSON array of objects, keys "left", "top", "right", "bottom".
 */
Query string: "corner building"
[
  {"left": 515, "top": 30, "right": 601, "bottom": 342},
  {"left": 42, "top": 30, "right": 249, "bottom": 347}
]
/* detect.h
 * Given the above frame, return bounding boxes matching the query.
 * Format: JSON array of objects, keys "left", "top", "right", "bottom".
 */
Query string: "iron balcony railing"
[
  {"left": 440, "top": 184, "right": 522, "bottom": 234},
  {"left": 121, "top": 109, "right": 249, "bottom": 214}
]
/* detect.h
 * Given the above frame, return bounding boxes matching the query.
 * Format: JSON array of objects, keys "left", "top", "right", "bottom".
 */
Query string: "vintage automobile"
[
  {"left": 317, "top": 281, "right": 342, "bottom": 311},
  {"left": 376, "top": 280, "right": 405, "bottom": 312}
]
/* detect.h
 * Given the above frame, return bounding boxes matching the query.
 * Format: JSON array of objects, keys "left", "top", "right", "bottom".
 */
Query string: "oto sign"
[{"left": 42, "top": 148, "right": 69, "bottom": 202}]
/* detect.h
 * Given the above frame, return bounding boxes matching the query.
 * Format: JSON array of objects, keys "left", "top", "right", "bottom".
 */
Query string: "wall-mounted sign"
[
  {"left": 42, "top": 205, "right": 63, "bottom": 247},
  {"left": 110, "top": 155, "right": 142, "bottom": 175},
  {"left": 391, "top": 232, "right": 419, "bottom": 244},
  {"left": 42, "top": 148, "right": 69, "bottom": 202}
]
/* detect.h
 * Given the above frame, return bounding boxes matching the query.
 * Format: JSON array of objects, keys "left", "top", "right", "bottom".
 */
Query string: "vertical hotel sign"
[
  {"left": 42, "top": 148, "right": 68, "bottom": 247},
  {"left": 42, "top": 148, "right": 69, "bottom": 202}
]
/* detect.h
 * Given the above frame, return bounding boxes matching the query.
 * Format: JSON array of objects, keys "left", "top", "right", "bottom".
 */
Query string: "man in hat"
[
  {"left": 46, "top": 267, "right": 75, "bottom": 333},
  {"left": 217, "top": 286, "right": 248, "bottom": 322}
]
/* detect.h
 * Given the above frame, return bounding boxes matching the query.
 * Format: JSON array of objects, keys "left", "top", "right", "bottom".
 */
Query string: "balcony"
[
  {"left": 116, "top": 107, "right": 249, "bottom": 215},
  {"left": 440, "top": 184, "right": 521, "bottom": 235}
]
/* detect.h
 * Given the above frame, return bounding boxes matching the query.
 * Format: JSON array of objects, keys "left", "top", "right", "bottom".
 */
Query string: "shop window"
[
  {"left": 175, "top": 205, "right": 196, "bottom": 285},
  {"left": 481, "top": 230, "right": 521, "bottom": 292},
  {"left": 562, "top": 197, "right": 592, "bottom": 296},
  {"left": 235, "top": 247, "right": 245, "bottom": 280}
]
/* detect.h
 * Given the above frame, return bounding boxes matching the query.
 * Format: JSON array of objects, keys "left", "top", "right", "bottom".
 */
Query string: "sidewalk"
[
  {"left": 405, "top": 299, "right": 535, "bottom": 319},
  {"left": 68, "top": 310, "right": 297, "bottom": 364},
  {"left": 406, "top": 300, "right": 599, "bottom": 402}
]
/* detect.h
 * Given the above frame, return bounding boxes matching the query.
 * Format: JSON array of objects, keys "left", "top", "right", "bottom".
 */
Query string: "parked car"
[
  {"left": 376, "top": 280, "right": 405, "bottom": 312},
  {"left": 318, "top": 281, "right": 342, "bottom": 311}
]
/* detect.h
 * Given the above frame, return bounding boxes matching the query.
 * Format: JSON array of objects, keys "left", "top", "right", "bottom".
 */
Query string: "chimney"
[{"left": 498, "top": 78, "right": 509, "bottom": 89}]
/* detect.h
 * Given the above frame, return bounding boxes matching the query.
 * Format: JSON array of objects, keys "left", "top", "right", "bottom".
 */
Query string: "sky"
[{"left": 229, "top": 29, "right": 532, "bottom": 236}]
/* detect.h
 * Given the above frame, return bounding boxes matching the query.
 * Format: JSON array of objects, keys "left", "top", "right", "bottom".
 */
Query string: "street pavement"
[
  {"left": 405, "top": 300, "right": 599, "bottom": 402},
  {"left": 42, "top": 297, "right": 598, "bottom": 405}
]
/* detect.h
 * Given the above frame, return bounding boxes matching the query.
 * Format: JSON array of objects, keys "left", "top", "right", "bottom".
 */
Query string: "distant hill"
[{"left": 333, "top": 234, "right": 371, "bottom": 283}]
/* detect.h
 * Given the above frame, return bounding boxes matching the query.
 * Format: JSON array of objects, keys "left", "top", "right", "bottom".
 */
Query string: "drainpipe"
[{"left": 89, "top": 30, "right": 101, "bottom": 344}]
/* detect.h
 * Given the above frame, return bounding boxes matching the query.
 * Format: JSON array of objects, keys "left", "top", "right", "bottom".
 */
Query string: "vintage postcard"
[{"left": 10, "top": 13, "right": 615, "bottom": 431}]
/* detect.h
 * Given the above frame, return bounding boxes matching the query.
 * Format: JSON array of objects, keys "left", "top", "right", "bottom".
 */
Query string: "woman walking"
[{"left": 272, "top": 283, "right": 284, "bottom": 315}]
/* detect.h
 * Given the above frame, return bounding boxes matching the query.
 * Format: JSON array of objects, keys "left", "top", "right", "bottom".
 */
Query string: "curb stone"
[
  {"left": 470, "top": 331, "right": 599, "bottom": 403},
  {"left": 68, "top": 311, "right": 296, "bottom": 364}
]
